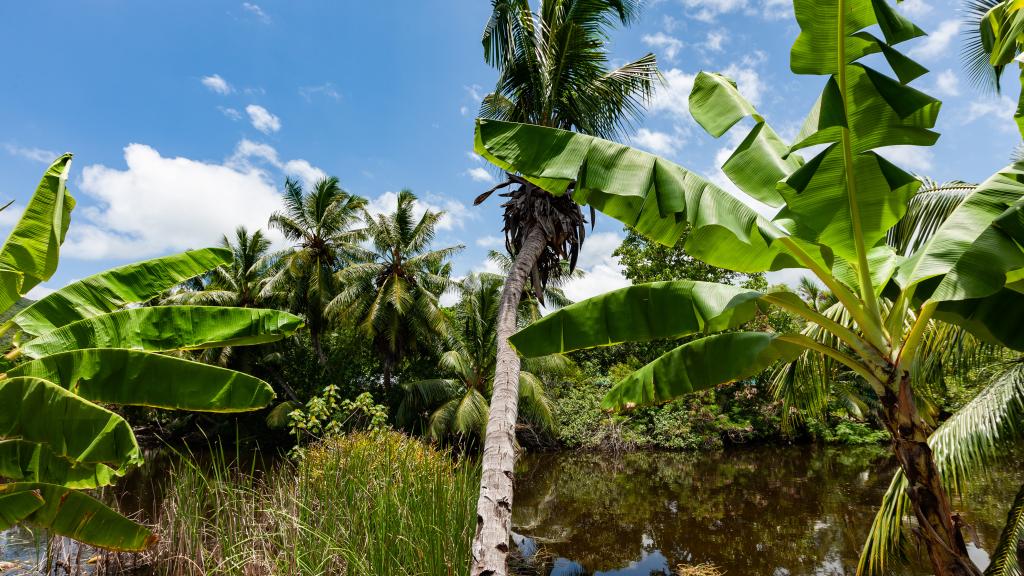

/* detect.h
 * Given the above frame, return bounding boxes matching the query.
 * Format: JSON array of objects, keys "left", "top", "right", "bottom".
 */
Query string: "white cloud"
[
  {"left": 721, "top": 61, "right": 765, "bottom": 105},
  {"left": 365, "top": 191, "right": 473, "bottom": 232},
  {"left": 3, "top": 144, "right": 58, "bottom": 163},
  {"left": 896, "top": 0, "right": 932, "bottom": 16},
  {"left": 26, "top": 284, "right": 55, "bottom": 299},
  {"left": 877, "top": 145, "right": 935, "bottom": 173},
  {"left": 460, "top": 105, "right": 470, "bottom": 116},
  {"left": 962, "top": 94, "right": 1016, "bottom": 126},
  {"left": 228, "top": 138, "right": 325, "bottom": 187},
  {"left": 246, "top": 104, "right": 281, "bottom": 134},
  {"left": 299, "top": 83, "right": 341, "bottom": 102},
  {"left": 476, "top": 235, "right": 503, "bottom": 248},
  {"left": 649, "top": 68, "right": 697, "bottom": 119},
  {"left": 631, "top": 128, "right": 683, "bottom": 156},
  {"left": 561, "top": 232, "right": 629, "bottom": 302},
  {"left": 241, "top": 2, "right": 271, "bottom": 23},
  {"left": 642, "top": 32, "right": 684, "bottom": 61},
  {"left": 704, "top": 30, "right": 726, "bottom": 52},
  {"left": 934, "top": 69, "right": 960, "bottom": 97},
  {"left": 466, "top": 151, "right": 483, "bottom": 163},
  {"left": 682, "top": 0, "right": 750, "bottom": 22},
  {"left": 201, "top": 74, "right": 232, "bottom": 95},
  {"left": 465, "top": 84, "right": 485, "bottom": 102},
  {"left": 761, "top": 0, "right": 792, "bottom": 19},
  {"left": 67, "top": 144, "right": 285, "bottom": 260},
  {"left": 466, "top": 167, "right": 495, "bottom": 183},
  {"left": 909, "top": 19, "right": 959, "bottom": 60},
  {"left": 219, "top": 106, "right": 242, "bottom": 120}
]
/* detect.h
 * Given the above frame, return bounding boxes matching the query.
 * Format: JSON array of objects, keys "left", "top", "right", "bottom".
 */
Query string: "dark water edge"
[
  {"left": 1, "top": 443, "right": 1021, "bottom": 575},
  {"left": 511, "top": 445, "right": 1024, "bottom": 576}
]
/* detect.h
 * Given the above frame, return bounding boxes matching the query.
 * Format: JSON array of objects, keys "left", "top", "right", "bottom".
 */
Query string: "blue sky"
[{"left": 1, "top": 0, "right": 1019, "bottom": 301}]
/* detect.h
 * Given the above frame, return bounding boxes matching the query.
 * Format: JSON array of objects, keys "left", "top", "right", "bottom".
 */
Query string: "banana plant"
[
  {"left": 0, "top": 155, "right": 303, "bottom": 550},
  {"left": 471, "top": 0, "right": 1024, "bottom": 573}
]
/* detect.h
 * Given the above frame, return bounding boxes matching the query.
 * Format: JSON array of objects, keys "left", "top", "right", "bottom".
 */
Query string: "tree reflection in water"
[{"left": 512, "top": 446, "right": 1023, "bottom": 575}]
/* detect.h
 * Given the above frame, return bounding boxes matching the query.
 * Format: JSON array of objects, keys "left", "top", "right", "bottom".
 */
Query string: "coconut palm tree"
[
  {"left": 267, "top": 176, "right": 367, "bottom": 364},
  {"left": 470, "top": 3, "right": 659, "bottom": 570},
  {"left": 486, "top": 249, "right": 581, "bottom": 323},
  {"left": 165, "top": 226, "right": 278, "bottom": 308},
  {"left": 397, "top": 273, "right": 557, "bottom": 443},
  {"left": 328, "top": 189, "right": 463, "bottom": 394},
  {"left": 963, "top": 0, "right": 1024, "bottom": 138}
]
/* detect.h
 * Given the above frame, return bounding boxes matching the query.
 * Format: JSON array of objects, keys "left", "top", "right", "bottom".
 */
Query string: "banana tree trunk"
[
  {"left": 471, "top": 226, "right": 547, "bottom": 576},
  {"left": 880, "top": 374, "right": 982, "bottom": 576}
]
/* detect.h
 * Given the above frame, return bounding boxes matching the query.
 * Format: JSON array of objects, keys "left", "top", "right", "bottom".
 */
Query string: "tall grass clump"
[{"left": 147, "top": 431, "right": 478, "bottom": 576}]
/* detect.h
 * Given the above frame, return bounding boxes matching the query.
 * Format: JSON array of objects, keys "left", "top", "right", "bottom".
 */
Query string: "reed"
[{"left": 145, "top": 431, "right": 478, "bottom": 576}]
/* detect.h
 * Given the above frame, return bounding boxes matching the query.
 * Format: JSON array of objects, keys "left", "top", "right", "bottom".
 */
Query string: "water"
[
  {"left": 2, "top": 444, "right": 1021, "bottom": 575},
  {"left": 512, "top": 445, "right": 1024, "bottom": 576}
]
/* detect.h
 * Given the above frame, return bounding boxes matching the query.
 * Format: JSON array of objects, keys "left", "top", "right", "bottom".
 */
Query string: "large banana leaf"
[
  {"left": 688, "top": 71, "right": 802, "bottom": 207},
  {"left": 6, "top": 349, "right": 275, "bottom": 412},
  {"left": 20, "top": 306, "right": 303, "bottom": 358},
  {"left": 0, "top": 482, "right": 155, "bottom": 551},
  {"left": 0, "top": 487, "right": 44, "bottom": 530},
  {"left": 474, "top": 119, "right": 831, "bottom": 274},
  {"left": 602, "top": 332, "right": 804, "bottom": 409},
  {"left": 0, "top": 376, "right": 141, "bottom": 469},
  {"left": 896, "top": 162, "right": 1024, "bottom": 302},
  {"left": 0, "top": 154, "right": 75, "bottom": 313},
  {"left": 0, "top": 439, "right": 120, "bottom": 489},
  {"left": 508, "top": 280, "right": 762, "bottom": 357},
  {"left": 6, "top": 247, "right": 231, "bottom": 337}
]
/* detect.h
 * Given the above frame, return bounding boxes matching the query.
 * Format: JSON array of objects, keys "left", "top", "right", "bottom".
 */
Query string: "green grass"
[{"left": 147, "top": 431, "right": 478, "bottom": 576}]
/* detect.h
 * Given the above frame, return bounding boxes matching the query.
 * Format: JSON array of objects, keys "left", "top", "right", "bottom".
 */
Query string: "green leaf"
[
  {"left": 689, "top": 71, "right": 802, "bottom": 207},
  {"left": 0, "top": 376, "right": 141, "bottom": 469},
  {"left": 0, "top": 154, "right": 75, "bottom": 310},
  {"left": 602, "top": 332, "right": 804, "bottom": 410},
  {"left": 20, "top": 306, "right": 303, "bottom": 359},
  {"left": 0, "top": 482, "right": 155, "bottom": 551},
  {"left": 986, "top": 481, "right": 1024, "bottom": 576},
  {"left": 474, "top": 119, "right": 827, "bottom": 273},
  {"left": 0, "top": 487, "right": 44, "bottom": 530},
  {"left": 6, "top": 349, "right": 276, "bottom": 412},
  {"left": 790, "top": 65, "right": 940, "bottom": 154},
  {"left": 508, "top": 280, "right": 763, "bottom": 358},
  {"left": 933, "top": 289, "right": 1024, "bottom": 350},
  {"left": 0, "top": 440, "right": 121, "bottom": 489},
  {"left": 7, "top": 248, "right": 232, "bottom": 337},
  {"left": 896, "top": 162, "right": 1024, "bottom": 302},
  {"left": 775, "top": 145, "right": 919, "bottom": 263}
]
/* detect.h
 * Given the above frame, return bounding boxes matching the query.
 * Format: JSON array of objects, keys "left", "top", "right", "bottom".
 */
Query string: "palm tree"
[
  {"left": 328, "top": 189, "right": 463, "bottom": 394},
  {"left": 471, "top": 3, "right": 659, "bottom": 570},
  {"left": 486, "top": 249, "right": 581, "bottom": 323},
  {"left": 166, "top": 226, "right": 278, "bottom": 308},
  {"left": 267, "top": 176, "right": 367, "bottom": 364},
  {"left": 397, "top": 273, "right": 557, "bottom": 444}
]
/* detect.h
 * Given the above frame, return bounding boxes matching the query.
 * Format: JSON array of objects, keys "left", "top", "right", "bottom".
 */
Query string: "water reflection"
[{"left": 513, "top": 446, "right": 1022, "bottom": 576}]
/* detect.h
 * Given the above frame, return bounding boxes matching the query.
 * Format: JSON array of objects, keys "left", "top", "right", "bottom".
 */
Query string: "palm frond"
[
  {"left": 858, "top": 360, "right": 1024, "bottom": 575},
  {"left": 986, "top": 482, "right": 1024, "bottom": 576}
]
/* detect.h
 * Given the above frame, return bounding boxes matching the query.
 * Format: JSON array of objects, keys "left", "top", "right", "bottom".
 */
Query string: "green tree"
[
  {"left": 470, "top": 2, "right": 660, "bottom": 570},
  {"left": 168, "top": 226, "right": 279, "bottom": 309},
  {"left": 329, "top": 189, "right": 462, "bottom": 394},
  {"left": 614, "top": 226, "right": 749, "bottom": 285},
  {"left": 268, "top": 176, "right": 367, "bottom": 365},
  {"left": 964, "top": 0, "right": 1024, "bottom": 138},
  {"left": 473, "top": 2, "right": 1024, "bottom": 571},
  {"left": 398, "top": 273, "right": 557, "bottom": 443},
  {"left": 0, "top": 155, "right": 301, "bottom": 550}
]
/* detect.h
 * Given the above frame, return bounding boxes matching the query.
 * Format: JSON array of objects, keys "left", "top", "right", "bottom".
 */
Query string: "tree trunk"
[
  {"left": 310, "top": 327, "right": 328, "bottom": 366},
  {"left": 382, "top": 357, "right": 393, "bottom": 397},
  {"left": 470, "top": 226, "right": 548, "bottom": 576},
  {"left": 879, "top": 373, "right": 982, "bottom": 576}
]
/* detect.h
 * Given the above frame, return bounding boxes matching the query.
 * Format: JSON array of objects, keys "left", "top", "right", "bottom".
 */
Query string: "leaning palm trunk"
[{"left": 471, "top": 226, "right": 547, "bottom": 576}]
